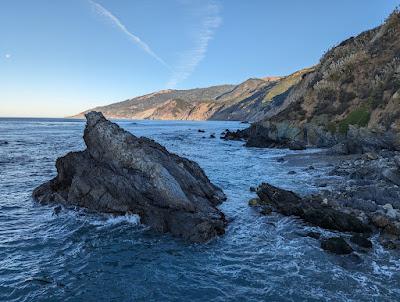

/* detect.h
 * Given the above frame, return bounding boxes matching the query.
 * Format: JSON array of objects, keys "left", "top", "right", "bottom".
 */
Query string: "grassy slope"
[{"left": 265, "top": 10, "right": 400, "bottom": 134}]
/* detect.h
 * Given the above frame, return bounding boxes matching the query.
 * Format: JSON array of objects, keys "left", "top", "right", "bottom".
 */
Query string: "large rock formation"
[
  {"left": 33, "top": 112, "right": 227, "bottom": 242},
  {"left": 255, "top": 183, "right": 371, "bottom": 234}
]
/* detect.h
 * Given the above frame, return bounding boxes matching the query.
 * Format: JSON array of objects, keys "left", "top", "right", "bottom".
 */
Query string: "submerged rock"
[
  {"left": 220, "top": 129, "right": 245, "bottom": 141},
  {"left": 53, "top": 205, "right": 62, "bottom": 216},
  {"left": 321, "top": 237, "right": 353, "bottom": 255},
  {"left": 305, "top": 231, "right": 321, "bottom": 239},
  {"left": 350, "top": 234, "right": 372, "bottom": 249},
  {"left": 33, "top": 112, "right": 227, "bottom": 242}
]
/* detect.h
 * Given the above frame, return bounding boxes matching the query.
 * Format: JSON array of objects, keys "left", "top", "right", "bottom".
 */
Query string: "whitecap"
[{"left": 90, "top": 213, "right": 141, "bottom": 228}]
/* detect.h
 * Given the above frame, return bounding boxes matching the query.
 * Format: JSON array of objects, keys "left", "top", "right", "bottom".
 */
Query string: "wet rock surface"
[
  {"left": 222, "top": 121, "right": 400, "bottom": 154},
  {"left": 305, "top": 231, "right": 321, "bottom": 239},
  {"left": 33, "top": 112, "right": 227, "bottom": 242},
  {"left": 321, "top": 151, "right": 400, "bottom": 247},
  {"left": 221, "top": 122, "right": 334, "bottom": 149},
  {"left": 321, "top": 237, "right": 353, "bottom": 255},
  {"left": 250, "top": 149, "right": 400, "bottom": 250},
  {"left": 255, "top": 183, "right": 371, "bottom": 234},
  {"left": 350, "top": 234, "right": 373, "bottom": 249}
]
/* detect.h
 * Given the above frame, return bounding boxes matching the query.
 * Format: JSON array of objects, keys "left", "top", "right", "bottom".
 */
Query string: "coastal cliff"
[{"left": 227, "top": 10, "right": 400, "bottom": 153}]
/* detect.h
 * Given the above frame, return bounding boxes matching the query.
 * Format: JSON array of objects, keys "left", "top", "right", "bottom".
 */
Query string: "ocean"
[{"left": 0, "top": 118, "right": 399, "bottom": 301}]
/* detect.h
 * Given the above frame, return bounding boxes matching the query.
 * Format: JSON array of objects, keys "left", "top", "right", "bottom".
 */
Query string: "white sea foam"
[{"left": 91, "top": 213, "right": 141, "bottom": 227}]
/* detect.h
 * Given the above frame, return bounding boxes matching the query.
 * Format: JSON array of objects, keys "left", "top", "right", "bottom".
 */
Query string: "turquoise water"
[{"left": 0, "top": 118, "right": 399, "bottom": 301}]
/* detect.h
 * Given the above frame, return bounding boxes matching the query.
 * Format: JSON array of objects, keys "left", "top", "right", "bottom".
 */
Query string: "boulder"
[
  {"left": 33, "top": 112, "right": 227, "bottom": 242},
  {"left": 288, "top": 141, "right": 306, "bottom": 150},
  {"left": 350, "top": 234, "right": 373, "bottom": 249},
  {"left": 256, "top": 183, "right": 371, "bottom": 233},
  {"left": 327, "top": 143, "right": 349, "bottom": 155},
  {"left": 321, "top": 237, "right": 353, "bottom": 255},
  {"left": 382, "top": 168, "right": 400, "bottom": 186},
  {"left": 364, "top": 152, "right": 378, "bottom": 160},
  {"left": 220, "top": 129, "right": 246, "bottom": 141},
  {"left": 371, "top": 214, "right": 390, "bottom": 228}
]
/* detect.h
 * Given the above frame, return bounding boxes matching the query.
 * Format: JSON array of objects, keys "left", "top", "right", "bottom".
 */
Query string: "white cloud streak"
[
  {"left": 5, "top": 54, "right": 11, "bottom": 59},
  {"left": 89, "top": 0, "right": 170, "bottom": 69},
  {"left": 166, "top": 2, "right": 221, "bottom": 88}
]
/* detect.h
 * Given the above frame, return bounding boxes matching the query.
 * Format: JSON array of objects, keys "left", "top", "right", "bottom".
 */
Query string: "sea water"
[{"left": 0, "top": 118, "right": 399, "bottom": 301}]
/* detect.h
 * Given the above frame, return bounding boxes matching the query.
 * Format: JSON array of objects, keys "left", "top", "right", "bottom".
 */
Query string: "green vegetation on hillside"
[
  {"left": 338, "top": 106, "right": 371, "bottom": 134},
  {"left": 262, "top": 8, "right": 400, "bottom": 137}
]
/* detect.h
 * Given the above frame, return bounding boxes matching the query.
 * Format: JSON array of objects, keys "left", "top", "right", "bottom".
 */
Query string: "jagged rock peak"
[{"left": 33, "top": 111, "right": 227, "bottom": 242}]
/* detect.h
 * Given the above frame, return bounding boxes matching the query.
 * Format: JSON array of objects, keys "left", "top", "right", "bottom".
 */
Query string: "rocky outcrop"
[
  {"left": 221, "top": 122, "right": 314, "bottom": 149},
  {"left": 255, "top": 183, "right": 371, "bottom": 233},
  {"left": 321, "top": 237, "right": 353, "bottom": 255},
  {"left": 322, "top": 150, "right": 400, "bottom": 248},
  {"left": 255, "top": 149, "right": 400, "bottom": 249},
  {"left": 33, "top": 112, "right": 227, "bottom": 242},
  {"left": 350, "top": 234, "right": 372, "bottom": 249},
  {"left": 328, "top": 127, "right": 400, "bottom": 154},
  {"left": 223, "top": 121, "right": 400, "bottom": 153}
]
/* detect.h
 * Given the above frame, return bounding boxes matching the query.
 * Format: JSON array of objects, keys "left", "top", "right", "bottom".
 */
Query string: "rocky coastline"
[
  {"left": 247, "top": 149, "right": 400, "bottom": 252},
  {"left": 222, "top": 122, "right": 400, "bottom": 154},
  {"left": 219, "top": 9, "right": 400, "bottom": 250},
  {"left": 32, "top": 112, "right": 400, "bottom": 252}
]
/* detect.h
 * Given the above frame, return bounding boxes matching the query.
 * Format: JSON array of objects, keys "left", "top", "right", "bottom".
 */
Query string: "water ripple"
[{"left": 0, "top": 118, "right": 399, "bottom": 301}]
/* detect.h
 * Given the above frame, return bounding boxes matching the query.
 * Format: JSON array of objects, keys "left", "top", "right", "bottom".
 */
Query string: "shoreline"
[{"left": 248, "top": 148, "right": 400, "bottom": 251}]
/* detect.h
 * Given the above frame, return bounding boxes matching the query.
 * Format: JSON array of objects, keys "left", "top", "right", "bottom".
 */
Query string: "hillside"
[
  {"left": 72, "top": 71, "right": 310, "bottom": 121},
  {"left": 72, "top": 85, "right": 234, "bottom": 120},
  {"left": 210, "top": 68, "right": 313, "bottom": 121},
  {"left": 231, "top": 10, "right": 400, "bottom": 153}
]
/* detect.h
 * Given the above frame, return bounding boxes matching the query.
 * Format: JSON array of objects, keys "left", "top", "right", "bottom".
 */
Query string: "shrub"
[
  {"left": 339, "top": 90, "right": 356, "bottom": 104},
  {"left": 315, "top": 85, "right": 337, "bottom": 101},
  {"left": 338, "top": 106, "right": 371, "bottom": 134}
]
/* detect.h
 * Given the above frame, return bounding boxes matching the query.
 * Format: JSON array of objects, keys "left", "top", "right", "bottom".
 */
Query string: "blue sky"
[{"left": 0, "top": 0, "right": 398, "bottom": 117}]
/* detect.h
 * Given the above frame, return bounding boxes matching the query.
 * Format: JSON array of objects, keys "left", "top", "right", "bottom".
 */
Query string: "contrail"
[
  {"left": 89, "top": 0, "right": 170, "bottom": 69},
  {"left": 166, "top": 2, "right": 221, "bottom": 88}
]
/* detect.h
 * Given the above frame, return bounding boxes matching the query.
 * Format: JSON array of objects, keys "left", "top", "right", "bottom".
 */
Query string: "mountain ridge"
[{"left": 70, "top": 73, "right": 308, "bottom": 121}]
